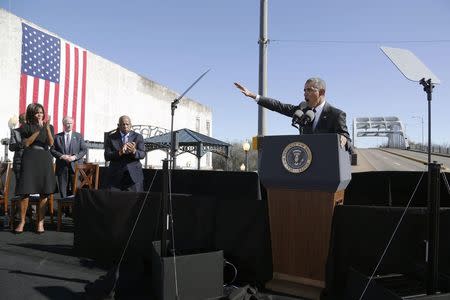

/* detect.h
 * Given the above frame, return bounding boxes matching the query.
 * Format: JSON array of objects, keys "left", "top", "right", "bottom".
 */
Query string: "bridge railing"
[{"left": 408, "top": 143, "right": 450, "bottom": 156}]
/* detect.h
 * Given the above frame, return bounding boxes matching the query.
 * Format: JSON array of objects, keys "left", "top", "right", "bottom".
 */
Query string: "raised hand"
[
  {"left": 234, "top": 82, "right": 256, "bottom": 99},
  {"left": 43, "top": 115, "right": 52, "bottom": 128}
]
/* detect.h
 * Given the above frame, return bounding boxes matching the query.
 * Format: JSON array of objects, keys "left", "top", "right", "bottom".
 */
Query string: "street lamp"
[
  {"left": 412, "top": 116, "right": 424, "bottom": 150},
  {"left": 240, "top": 163, "right": 246, "bottom": 171},
  {"left": 242, "top": 141, "right": 251, "bottom": 171}
]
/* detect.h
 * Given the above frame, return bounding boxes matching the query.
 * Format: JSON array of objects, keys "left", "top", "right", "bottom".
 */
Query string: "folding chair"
[{"left": 57, "top": 163, "right": 99, "bottom": 231}]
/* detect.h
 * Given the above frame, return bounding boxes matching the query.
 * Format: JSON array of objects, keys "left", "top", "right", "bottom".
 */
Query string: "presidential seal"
[{"left": 281, "top": 142, "right": 312, "bottom": 173}]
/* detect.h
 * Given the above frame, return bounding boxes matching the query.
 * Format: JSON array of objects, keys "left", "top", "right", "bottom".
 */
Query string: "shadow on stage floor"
[{"left": 0, "top": 221, "right": 305, "bottom": 300}]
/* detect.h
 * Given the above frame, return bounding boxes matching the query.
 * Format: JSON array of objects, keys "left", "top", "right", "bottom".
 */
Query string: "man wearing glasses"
[{"left": 234, "top": 77, "right": 350, "bottom": 149}]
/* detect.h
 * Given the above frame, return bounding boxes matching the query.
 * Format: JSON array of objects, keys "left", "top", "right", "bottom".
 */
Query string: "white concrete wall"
[{"left": 0, "top": 9, "right": 212, "bottom": 168}]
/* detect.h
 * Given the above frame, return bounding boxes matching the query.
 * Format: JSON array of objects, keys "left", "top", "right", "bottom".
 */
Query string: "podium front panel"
[{"left": 259, "top": 134, "right": 351, "bottom": 192}]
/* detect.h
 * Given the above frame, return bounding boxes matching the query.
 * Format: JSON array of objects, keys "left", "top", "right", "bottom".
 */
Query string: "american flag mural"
[{"left": 19, "top": 23, "right": 87, "bottom": 135}]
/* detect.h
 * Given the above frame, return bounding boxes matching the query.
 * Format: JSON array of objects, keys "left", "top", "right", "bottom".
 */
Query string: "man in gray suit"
[
  {"left": 50, "top": 116, "right": 87, "bottom": 198},
  {"left": 234, "top": 77, "right": 350, "bottom": 148},
  {"left": 104, "top": 115, "right": 146, "bottom": 192}
]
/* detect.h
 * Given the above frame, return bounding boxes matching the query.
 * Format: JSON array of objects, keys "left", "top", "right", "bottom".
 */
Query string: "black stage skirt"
[{"left": 16, "top": 146, "right": 56, "bottom": 195}]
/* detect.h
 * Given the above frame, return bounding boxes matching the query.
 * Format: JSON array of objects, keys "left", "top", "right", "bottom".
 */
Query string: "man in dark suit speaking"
[
  {"left": 234, "top": 77, "right": 350, "bottom": 148},
  {"left": 51, "top": 116, "right": 88, "bottom": 198},
  {"left": 104, "top": 115, "right": 146, "bottom": 192}
]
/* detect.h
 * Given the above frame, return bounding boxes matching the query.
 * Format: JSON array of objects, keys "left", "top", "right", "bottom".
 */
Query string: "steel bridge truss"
[{"left": 353, "top": 116, "right": 409, "bottom": 149}]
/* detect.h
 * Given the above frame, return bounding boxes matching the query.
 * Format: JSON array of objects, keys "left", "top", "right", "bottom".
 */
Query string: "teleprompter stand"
[{"left": 347, "top": 46, "right": 450, "bottom": 299}]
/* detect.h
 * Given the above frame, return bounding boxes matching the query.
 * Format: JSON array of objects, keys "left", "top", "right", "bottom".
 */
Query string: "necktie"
[
  {"left": 122, "top": 134, "right": 128, "bottom": 144},
  {"left": 312, "top": 108, "right": 318, "bottom": 131},
  {"left": 65, "top": 133, "right": 70, "bottom": 153}
]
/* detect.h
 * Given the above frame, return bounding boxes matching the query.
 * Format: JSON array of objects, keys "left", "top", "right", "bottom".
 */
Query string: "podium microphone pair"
[{"left": 292, "top": 101, "right": 315, "bottom": 129}]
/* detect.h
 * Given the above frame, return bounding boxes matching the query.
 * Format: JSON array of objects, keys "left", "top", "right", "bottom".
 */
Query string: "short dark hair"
[{"left": 306, "top": 77, "right": 326, "bottom": 91}]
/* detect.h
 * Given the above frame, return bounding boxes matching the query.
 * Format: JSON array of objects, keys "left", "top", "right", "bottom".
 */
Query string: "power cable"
[
  {"left": 167, "top": 166, "right": 180, "bottom": 299},
  {"left": 108, "top": 169, "right": 159, "bottom": 298},
  {"left": 271, "top": 39, "right": 450, "bottom": 44}
]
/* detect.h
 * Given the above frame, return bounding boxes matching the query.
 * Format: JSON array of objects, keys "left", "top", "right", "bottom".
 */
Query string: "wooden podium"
[{"left": 259, "top": 134, "right": 351, "bottom": 299}]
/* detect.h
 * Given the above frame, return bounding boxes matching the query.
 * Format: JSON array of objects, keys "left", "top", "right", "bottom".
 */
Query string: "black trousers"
[
  {"left": 108, "top": 171, "right": 143, "bottom": 192},
  {"left": 57, "top": 167, "right": 75, "bottom": 198}
]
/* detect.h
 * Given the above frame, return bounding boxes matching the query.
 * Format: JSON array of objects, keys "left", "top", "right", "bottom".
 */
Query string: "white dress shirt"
[{"left": 312, "top": 100, "right": 326, "bottom": 131}]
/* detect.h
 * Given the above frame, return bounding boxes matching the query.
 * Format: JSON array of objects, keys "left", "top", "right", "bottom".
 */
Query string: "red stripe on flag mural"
[
  {"left": 80, "top": 50, "right": 87, "bottom": 136},
  {"left": 63, "top": 43, "right": 71, "bottom": 118},
  {"left": 33, "top": 77, "right": 39, "bottom": 103},
  {"left": 19, "top": 74, "right": 27, "bottom": 114},
  {"left": 53, "top": 83, "right": 60, "bottom": 133},
  {"left": 43, "top": 81, "right": 50, "bottom": 120},
  {"left": 20, "top": 24, "right": 88, "bottom": 135},
  {"left": 72, "top": 47, "right": 79, "bottom": 131}
]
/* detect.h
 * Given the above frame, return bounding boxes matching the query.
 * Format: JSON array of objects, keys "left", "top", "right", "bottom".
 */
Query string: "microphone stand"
[
  {"left": 292, "top": 114, "right": 313, "bottom": 135},
  {"left": 291, "top": 120, "right": 303, "bottom": 135},
  {"left": 169, "top": 69, "right": 210, "bottom": 170},
  {"left": 420, "top": 78, "right": 441, "bottom": 295},
  {"left": 291, "top": 119, "right": 305, "bottom": 135},
  {"left": 161, "top": 69, "right": 210, "bottom": 258}
]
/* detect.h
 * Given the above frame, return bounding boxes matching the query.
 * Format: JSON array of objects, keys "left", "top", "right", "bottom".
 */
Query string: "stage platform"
[
  {"left": 0, "top": 219, "right": 305, "bottom": 300},
  {"left": 0, "top": 223, "right": 104, "bottom": 299}
]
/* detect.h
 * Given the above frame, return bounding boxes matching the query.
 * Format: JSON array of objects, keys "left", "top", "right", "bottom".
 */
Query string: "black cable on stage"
[
  {"left": 167, "top": 167, "right": 180, "bottom": 299},
  {"left": 107, "top": 169, "right": 159, "bottom": 298}
]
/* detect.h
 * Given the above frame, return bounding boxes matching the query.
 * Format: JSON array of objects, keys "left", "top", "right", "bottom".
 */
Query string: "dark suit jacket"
[
  {"left": 51, "top": 131, "right": 87, "bottom": 174},
  {"left": 258, "top": 96, "right": 350, "bottom": 140},
  {"left": 104, "top": 130, "right": 146, "bottom": 189},
  {"left": 50, "top": 131, "right": 87, "bottom": 197},
  {"left": 9, "top": 128, "right": 25, "bottom": 176}
]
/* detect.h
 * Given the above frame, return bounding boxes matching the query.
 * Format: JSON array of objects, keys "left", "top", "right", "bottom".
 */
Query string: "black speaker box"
[
  {"left": 345, "top": 268, "right": 450, "bottom": 300},
  {"left": 151, "top": 241, "right": 223, "bottom": 300}
]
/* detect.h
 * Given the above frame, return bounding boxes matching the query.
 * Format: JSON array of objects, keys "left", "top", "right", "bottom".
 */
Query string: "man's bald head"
[{"left": 118, "top": 115, "right": 132, "bottom": 134}]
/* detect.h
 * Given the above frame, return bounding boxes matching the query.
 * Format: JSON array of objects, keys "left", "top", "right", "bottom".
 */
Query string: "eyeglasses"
[{"left": 303, "top": 87, "right": 318, "bottom": 93}]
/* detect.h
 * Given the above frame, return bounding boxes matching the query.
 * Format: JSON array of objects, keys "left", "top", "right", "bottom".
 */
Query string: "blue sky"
[{"left": 2, "top": 0, "right": 450, "bottom": 148}]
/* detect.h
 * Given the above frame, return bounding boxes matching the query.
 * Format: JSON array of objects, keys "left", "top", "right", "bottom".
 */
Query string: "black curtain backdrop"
[
  {"left": 74, "top": 170, "right": 272, "bottom": 286},
  {"left": 344, "top": 171, "right": 450, "bottom": 207},
  {"left": 324, "top": 206, "right": 450, "bottom": 299},
  {"left": 78, "top": 167, "right": 450, "bottom": 292},
  {"left": 98, "top": 168, "right": 262, "bottom": 200}
]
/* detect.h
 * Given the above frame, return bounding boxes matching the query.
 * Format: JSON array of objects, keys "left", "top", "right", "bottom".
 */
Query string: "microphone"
[
  {"left": 291, "top": 101, "right": 309, "bottom": 128},
  {"left": 297, "top": 109, "right": 315, "bottom": 126},
  {"left": 291, "top": 110, "right": 304, "bottom": 128}
]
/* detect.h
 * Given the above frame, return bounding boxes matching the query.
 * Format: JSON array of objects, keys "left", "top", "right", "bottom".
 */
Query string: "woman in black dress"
[{"left": 14, "top": 103, "right": 56, "bottom": 234}]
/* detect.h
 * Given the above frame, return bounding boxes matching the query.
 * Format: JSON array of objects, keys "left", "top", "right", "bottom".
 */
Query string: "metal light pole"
[
  {"left": 243, "top": 141, "right": 250, "bottom": 171},
  {"left": 258, "top": 0, "right": 268, "bottom": 136}
]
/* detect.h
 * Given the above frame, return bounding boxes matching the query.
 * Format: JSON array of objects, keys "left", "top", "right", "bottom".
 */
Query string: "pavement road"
[
  {"left": 382, "top": 148, "right": 450, "bottom": 170},
  {"left": 352, "top": 148, "right": 431, "bottom": 173}
]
